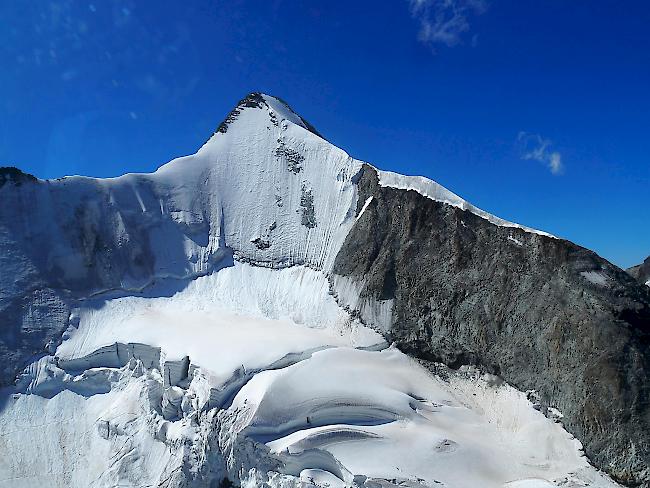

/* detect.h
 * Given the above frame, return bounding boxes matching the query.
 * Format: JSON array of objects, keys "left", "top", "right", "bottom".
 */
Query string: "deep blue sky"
[{"left": 1, "top": 1, "right": 648, "bottom": 268}]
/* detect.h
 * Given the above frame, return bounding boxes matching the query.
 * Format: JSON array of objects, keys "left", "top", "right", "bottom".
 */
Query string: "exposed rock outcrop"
[{"left": 628, "top": 256, "right": 650, "bottom": 287}]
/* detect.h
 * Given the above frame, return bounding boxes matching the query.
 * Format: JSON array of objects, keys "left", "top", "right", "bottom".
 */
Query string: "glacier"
[{"left": 0, "top": 93, "right": 628, "bottom": 487}]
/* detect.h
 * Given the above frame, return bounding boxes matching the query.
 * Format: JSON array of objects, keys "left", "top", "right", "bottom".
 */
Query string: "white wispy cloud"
[
  {"left": 409, "top": 0, "right": 487, "bottom": 48},
  {"left": 518, "top": 132, "right": 564, "bottom": 175}
]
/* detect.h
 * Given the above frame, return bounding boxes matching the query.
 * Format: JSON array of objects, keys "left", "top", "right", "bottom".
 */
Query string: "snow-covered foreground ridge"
[{"left": 0, "top": 93, "right": 628, "bottom": 487}]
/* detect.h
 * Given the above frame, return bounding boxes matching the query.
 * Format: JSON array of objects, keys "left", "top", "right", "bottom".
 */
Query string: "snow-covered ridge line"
[
  {"left": 20, "top": 93, "right": 555, "bottom": 245},
  {"left": 375, "top": 167, "right": 556, "bottom": 238},
  {"left": 38, "top": 93, "right": 553, "bottom": 242}
]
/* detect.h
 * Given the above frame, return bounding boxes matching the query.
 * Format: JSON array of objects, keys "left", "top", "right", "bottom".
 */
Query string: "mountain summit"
[{"left": 1, "top": 93, "right": 649, "bottom": 487}]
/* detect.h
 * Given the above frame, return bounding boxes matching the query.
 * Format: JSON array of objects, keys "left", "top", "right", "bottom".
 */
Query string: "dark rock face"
[
  {"left": 628, "top": 256, "right": 650, "bottom": 286},
  {"left": 275, "top": 141, "right": 304, "bottom": 174},
  {"left": 0, "top": 287, "right": 70, "bottom": 387},
  {"left": 0, "top": 167, "right": 37, "bottom": 188},
  {"left": 216, "top": 93, "right": 267, "bottom": 134},
  {"left": 299, "top": 185, "right": 317, "bottom": 228},
  {"left": 333, "top": 165, "right": 650, "bottom": 486}
]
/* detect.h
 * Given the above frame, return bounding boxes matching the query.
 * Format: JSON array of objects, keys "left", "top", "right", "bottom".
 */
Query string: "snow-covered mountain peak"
[
  {"left": 199, "top": 92, "right": 324, "bottom": 148},
  {"left": 196, "top": 92, "right": 553, "bottom": 238},
  {"left": 2, "top": 92, "right": 646, "bottom": 487}
]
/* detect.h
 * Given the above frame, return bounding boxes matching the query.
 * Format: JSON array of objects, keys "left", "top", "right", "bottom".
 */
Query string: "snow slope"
[
  {"left": 56, "top": 264, "right": 383, "bottom": 391},
  {"left": 0, "top": 93, "right": 620, "bottom": 487}
]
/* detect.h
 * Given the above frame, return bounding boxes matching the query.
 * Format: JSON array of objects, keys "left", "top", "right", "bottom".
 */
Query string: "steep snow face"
[
  {"left": 154, "top": 93, "right": 362, "bottom": 271},
  {"left": 0, "top": 94, "right": 361, "bottom": 300}
]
